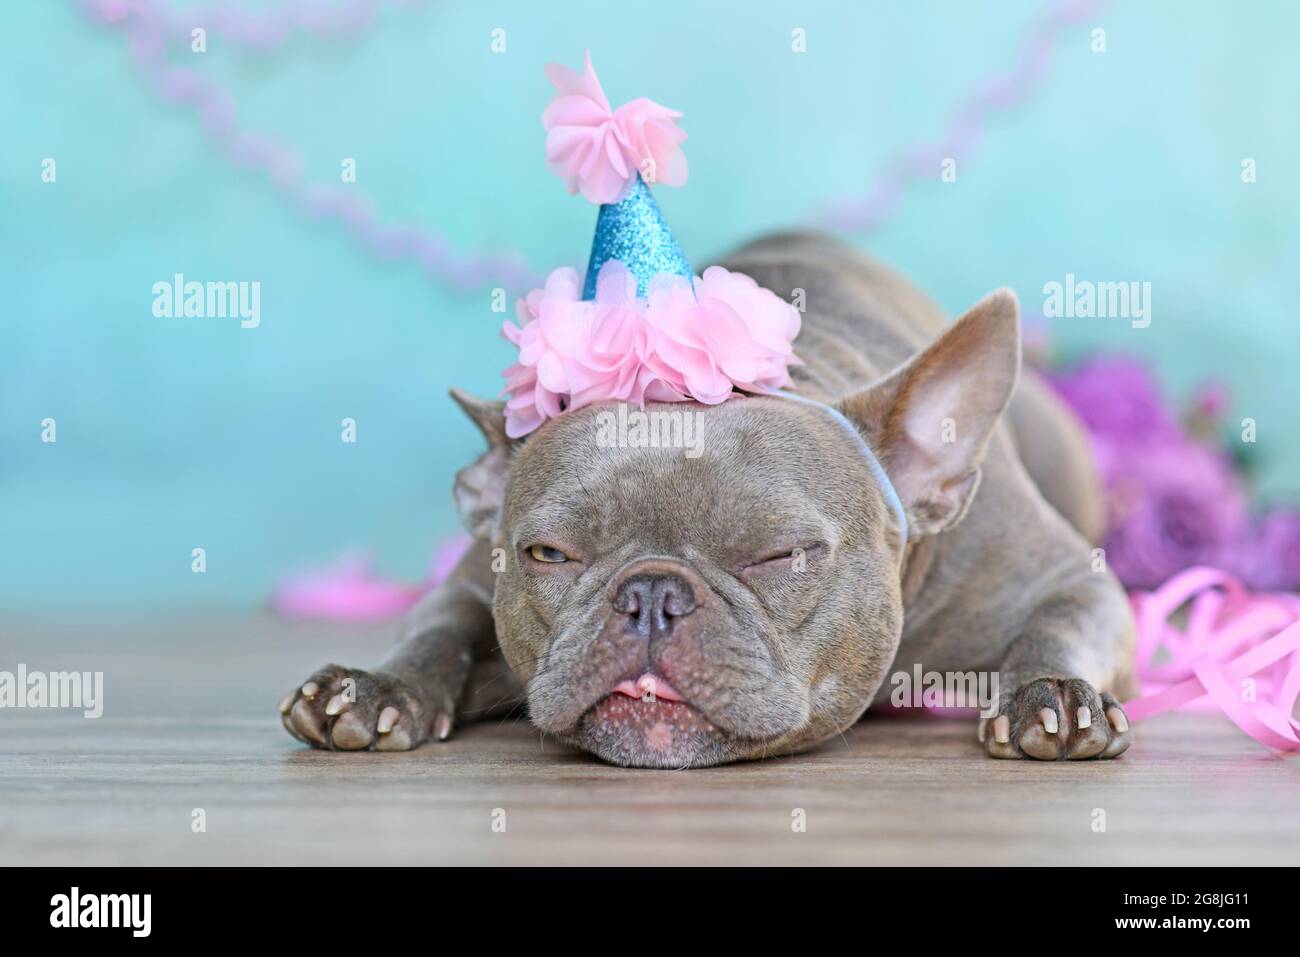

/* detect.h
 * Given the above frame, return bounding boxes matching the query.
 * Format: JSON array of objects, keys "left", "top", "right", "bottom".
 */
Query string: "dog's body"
[{"left": 281, "top": 233, "right": 1137, "bottom": 766}]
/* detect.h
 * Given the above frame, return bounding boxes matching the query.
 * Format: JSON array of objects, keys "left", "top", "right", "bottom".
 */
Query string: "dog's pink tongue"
[{"left": 613, "top": 673, "right": 683, "bottom": 702}]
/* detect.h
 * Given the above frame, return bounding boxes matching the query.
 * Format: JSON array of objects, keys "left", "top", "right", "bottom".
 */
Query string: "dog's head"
[{"left": 454, "top": 290, "right": 1019, "bottom": 767}]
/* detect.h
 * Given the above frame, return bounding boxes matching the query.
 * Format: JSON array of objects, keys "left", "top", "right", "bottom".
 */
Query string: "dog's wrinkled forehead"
[{"left": 502, "top": 397, "right": 886, "bottom": 550}]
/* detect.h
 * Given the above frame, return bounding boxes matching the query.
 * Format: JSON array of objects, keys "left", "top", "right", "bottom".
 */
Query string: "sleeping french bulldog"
[{"left": 279, "top": 232, "right": 1137, "bottom": 766}]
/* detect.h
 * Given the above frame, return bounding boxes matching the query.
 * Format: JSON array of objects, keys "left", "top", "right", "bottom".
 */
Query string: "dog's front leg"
[
  {"left": 279, "top": 539, "right": 519, "bottom": 751},
  {"left": 981, "top": 574, "right": 1137, "bottom": 760}
]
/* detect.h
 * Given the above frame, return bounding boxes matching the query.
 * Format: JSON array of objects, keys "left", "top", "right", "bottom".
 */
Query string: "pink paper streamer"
[
  {"left": 1126, "top": 566, "right": 1300, "bottom": 752},
  {"left": 270, "top": 533, "right": 471, "bottom": 621},
  {"left": 856, "top": 568, "right": 1300, "bottom": 753}
]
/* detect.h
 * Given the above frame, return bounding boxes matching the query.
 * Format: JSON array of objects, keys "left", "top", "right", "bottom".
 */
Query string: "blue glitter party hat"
[
  {"left": 582, "top": 175, "right": 694, "bottom": 300},
  {"left": 500, "top": 53, "right": 804, "bottom": 439}
]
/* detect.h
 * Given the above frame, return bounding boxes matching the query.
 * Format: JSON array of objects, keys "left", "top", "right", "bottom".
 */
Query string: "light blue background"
[{"left": 3, "top": 0, "right": 1298, "bottom": 612}]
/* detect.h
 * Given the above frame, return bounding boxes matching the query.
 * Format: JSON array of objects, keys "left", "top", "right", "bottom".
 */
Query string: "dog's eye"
[
  {"left": 755, "top": 547, "right": 805, "bottom": 565},
  {"left": 743, "top": 543, "right": 823, "bottom": 573},
  {"left": 528, "top": 544, "right": 569, "bottom": 563}
]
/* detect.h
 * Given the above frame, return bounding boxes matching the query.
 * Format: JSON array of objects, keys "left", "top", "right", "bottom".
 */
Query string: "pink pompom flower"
[
  {"left": 648, "top": 267, "right": 802, "bottom": 404},
  {"left": 501, "top": 262, "right": 801, "bottom": 438},
  {"left": 542, "top": 51, "right": 688, "bottom": 205}
]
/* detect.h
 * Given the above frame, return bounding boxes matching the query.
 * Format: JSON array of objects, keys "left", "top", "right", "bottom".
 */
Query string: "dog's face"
[
  {"left": 494, "top": 396, "right": 905, "bottom": 767},
  {"left": 454, "top": 290, "right": 1019, "bottom": 767}
]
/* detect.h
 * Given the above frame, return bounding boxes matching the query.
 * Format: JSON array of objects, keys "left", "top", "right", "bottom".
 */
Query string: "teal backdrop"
[{"left": 2, "top": 0, "right": 1298, "bottom": 612}]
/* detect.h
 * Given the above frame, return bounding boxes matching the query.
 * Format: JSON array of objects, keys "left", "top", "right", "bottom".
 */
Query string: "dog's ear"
[
  {"left": 839, "top": 288, "right": 1021, "bottom": 537},
  {"left": 450, "top": 388, "right": 515, "bottom": 541}
]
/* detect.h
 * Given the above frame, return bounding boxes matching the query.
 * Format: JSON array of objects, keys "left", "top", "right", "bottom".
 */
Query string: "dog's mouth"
[
  {"left": 611, "top": 672, "right": 685, "bottom": 703},
  {"left": 576, "top": 671, "right": 729, "bottom": 767}
]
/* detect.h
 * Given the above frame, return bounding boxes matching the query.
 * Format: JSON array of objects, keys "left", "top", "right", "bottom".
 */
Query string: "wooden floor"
[{"left": 1, "top": 614, "right": 1296, "bottom": 866}]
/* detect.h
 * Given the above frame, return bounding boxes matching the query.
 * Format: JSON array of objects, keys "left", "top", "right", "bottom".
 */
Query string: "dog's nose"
[{"left": 612, "top": 572, "right": 697, "bottom": 638}]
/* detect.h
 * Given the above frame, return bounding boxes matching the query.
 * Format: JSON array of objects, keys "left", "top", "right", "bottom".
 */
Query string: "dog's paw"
[
  {"left": 978, "top": 677, "right": 1131, "bottom": 760},
  {"left": 278, "top": 664, "right": 438, "bottom": 752}
]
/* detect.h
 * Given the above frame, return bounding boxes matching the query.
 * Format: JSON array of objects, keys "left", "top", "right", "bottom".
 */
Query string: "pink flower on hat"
[
  {"left": 502, "top": 263, "right": 664, "bottom": 438},
  {"left": 648, "top": 267, "right": 802, "bottom": 404},
  {"left": 542, "top": 52, "right": 688, "bottom": 205},
  {"left": 501, "top": 263, "right": 801, "bottom": 438}
]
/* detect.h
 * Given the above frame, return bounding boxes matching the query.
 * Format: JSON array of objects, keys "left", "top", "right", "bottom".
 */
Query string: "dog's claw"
[
  {"left": 1106, "top": 706, "right": 1129, "bottom": 734},
  {"left": 1076, "top": 705, "right": 1092, "bottom": 730},
  {"left": 376, "top": 706, "right": 400, "bottom": 735},
  {"left": 300, "top": 681, "right": 318, "bottom": 700},
  {"left": 278, "top": 692, "right": 295, "bottom": 715},
  {"left": 290, "top": 698, "right": 327, "bottom": 745},
  {"left": 1039, "top": 707, "right": 1058, "bottom": 735},
  {"left": 993, "top": 715, "right": 1011, "bottom": 744},
  {"left": 324, "top": 693, "right": 348, "bottom": 716}
]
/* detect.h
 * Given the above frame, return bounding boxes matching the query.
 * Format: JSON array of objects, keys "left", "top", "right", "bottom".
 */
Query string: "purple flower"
[
  {"left": 1048, "top": 357, "right": 1181, "bottom": 443},
  {"left": 1099, "top": 438, "right": 1250, "bottom": 589},
  {"left": 1048, "top": 354, "right": 1298, "bottom": 593},
  {"left": 1220, "top": 509, "right": 1300, "bottom": 592}
]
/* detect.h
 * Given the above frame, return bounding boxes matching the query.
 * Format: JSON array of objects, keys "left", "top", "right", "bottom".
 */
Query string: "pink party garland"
[
  {"left": 79, "top": 0, "right": 1110, "bottom": 292},
  {"left": 817, "top": 0, "right": 1111, "bottom": 231},
  {"left": 79, "top": 0, "right": 541, "bottom": 292}
]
